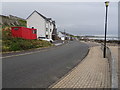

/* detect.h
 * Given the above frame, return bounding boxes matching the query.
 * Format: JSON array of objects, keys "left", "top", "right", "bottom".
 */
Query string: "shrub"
[{"left": 2, "top": 27, "right": 52, "bottom": 52}]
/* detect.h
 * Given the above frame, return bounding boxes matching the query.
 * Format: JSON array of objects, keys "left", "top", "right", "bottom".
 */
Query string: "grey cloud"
[{"left": 2, "top": 2, "right": 118, "bottom": 36}]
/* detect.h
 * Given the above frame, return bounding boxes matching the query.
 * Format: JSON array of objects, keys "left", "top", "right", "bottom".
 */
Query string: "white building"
[
  {"left": 45, "top": 19, "right": 54, "bottom": 39},
  {"left": 26, "top": 10, "right": 56, "bottom": 40},
  {"left": 57, "top": 31, "right": 65, "bottom": 40}
]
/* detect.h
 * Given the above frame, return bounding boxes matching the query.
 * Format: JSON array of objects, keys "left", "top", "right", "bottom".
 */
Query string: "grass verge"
[{"left": 2, "top": 27, "right": 53, "bottom": 53}]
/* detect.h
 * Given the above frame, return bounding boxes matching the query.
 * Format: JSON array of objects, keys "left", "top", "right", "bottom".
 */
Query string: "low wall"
[{"left": 101, "top": 44, "right": 118, "bottom": 89}]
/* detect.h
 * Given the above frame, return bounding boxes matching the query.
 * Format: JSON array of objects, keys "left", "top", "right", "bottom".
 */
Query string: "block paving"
[{"left": 51, "top": 46, "right": 111, "bottom": 88}]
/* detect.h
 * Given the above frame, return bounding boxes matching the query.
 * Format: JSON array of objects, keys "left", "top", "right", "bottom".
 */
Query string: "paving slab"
[{"left": 51, "top": 46, "right": 111, "bottom": 88}]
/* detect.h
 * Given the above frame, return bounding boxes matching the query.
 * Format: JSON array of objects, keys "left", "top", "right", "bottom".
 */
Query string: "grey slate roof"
[{"left": 26, "top": 10, "right": 52, "bottom": 21}]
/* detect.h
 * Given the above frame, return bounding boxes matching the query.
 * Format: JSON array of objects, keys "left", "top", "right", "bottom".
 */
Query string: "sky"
[{"left": 1, "top": 2, "right": 118, "bottom": 36}]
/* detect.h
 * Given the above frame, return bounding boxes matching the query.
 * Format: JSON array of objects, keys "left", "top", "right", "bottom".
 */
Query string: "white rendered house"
[
  {"left": 26, "top": 10, "right": 55, "bottom": 40},
  {"left": 58, "top": 31, "right": 65, "bottom": 40},
  {"left": 45, "top": 19, "right": 54, "bottom": 39}
]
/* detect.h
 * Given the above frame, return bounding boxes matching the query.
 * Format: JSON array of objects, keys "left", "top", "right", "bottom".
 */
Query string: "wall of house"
[
  {"left": 27, "top": 12, "right": 46, "bottom": 38},
  {"left": 58, "top": 32, "right": 65, "bottom": 40},
  {"left": 52, "top": 23, "right": 57, "bottom": 40},
  {"left": 58, "top": 32, "right": 64, "bottom": 37},
  {"left": 45, "top": 20, "right": 54, "bottom": 39},
  {"left": 49, "top": 21, "right": 54, "bottom": 39},
  {"left": 45, "top": 21, "right": 49, "bottom": 38}
]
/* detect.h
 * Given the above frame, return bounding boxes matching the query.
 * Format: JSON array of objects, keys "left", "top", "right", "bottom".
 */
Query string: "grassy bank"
[{"left": 2, "top": 27, "right": 53, "bottom": 52}]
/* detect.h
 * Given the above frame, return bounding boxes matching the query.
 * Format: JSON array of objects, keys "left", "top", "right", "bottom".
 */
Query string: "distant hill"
[{"left": 0, "top": 15, "right": 27, "bottom": 28}]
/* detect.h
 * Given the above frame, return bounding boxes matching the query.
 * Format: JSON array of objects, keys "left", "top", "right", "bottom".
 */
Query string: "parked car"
[
  {"left": 38, "top": 37, "right": 53, "bottom": 43},
  {"left": 42, "top": 39, "right": 54, "bottom": 43}
]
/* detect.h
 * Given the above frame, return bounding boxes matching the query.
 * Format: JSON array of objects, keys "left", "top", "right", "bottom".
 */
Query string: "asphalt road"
[{"left": 3, "top": 41, "right": 90, "bottom": 88}]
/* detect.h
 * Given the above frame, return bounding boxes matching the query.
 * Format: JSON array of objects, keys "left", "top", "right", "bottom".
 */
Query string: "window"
[
  {"left": 14, "top": 28, "right": 19, "bottom": 30},
  {"left": 32, "top": 30, "right": 37, "bottom": 34},
  {"left": 46, "top": 28, "right": 48, "bottom": 31},
  {"left": 50, "top": 22, "right": 51, "bottom": 25},
  {"left": 46, "top": 35, "right": 48, "bottom": 39},
  {"left": 50, "top": 29, "right": 52, "bottom": 32}
]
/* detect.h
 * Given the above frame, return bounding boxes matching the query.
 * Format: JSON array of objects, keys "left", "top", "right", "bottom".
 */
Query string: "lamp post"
[{"left": 104, "top": 1, "right": 109, "bottom": 58}]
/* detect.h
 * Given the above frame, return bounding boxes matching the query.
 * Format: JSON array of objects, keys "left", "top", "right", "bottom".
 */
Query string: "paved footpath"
[{"left": 51, "top": 46, "right": 111, "bottom": 88}]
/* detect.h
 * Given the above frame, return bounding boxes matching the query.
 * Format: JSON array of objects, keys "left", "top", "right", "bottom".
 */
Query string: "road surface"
[{"left": 3, "top": 41, "right": 90, "bottom": 88}]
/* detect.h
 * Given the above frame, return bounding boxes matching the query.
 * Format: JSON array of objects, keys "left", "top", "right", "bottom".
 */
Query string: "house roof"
[
  {"left": 59, "top": 31, "right": 73, "bottom": 36},
  {"left": 26, "top": 10, "right": 52, "bottom": 21}
]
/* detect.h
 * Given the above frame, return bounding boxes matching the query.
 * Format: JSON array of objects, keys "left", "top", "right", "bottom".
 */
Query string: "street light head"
[{"left": 105, "top": 1, "right": 109, "bottom": 7}]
